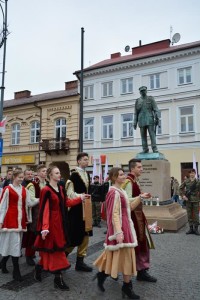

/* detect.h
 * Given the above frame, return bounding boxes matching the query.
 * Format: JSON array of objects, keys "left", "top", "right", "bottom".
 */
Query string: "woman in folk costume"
[
  {"left": 93, "top": 168, "right": 150, "bottom": 299},
  {"left": 33, "top": 166, "right": 89, "bottom": 291},
  {"left": 0, "top": 169, "right": 31, "bottom": 281}
]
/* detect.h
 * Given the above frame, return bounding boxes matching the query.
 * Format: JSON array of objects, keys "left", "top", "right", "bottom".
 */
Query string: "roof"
[
  {"left": 74, "top": 40, "right": 200, "bottom": 74},
  {"left": 3, "top": 88, "right": 79, "bottom": 109}
]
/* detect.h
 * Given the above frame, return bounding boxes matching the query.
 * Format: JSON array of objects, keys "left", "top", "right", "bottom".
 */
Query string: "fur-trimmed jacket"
[
  {"left": 104, "top": 186, "right": 138, "bottom": 251},
  {"left": 0, "top": 184, "right": 30, "bottom": 232}
]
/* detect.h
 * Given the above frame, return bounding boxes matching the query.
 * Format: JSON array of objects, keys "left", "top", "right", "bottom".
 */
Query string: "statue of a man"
[{"left": 134, "top": 86, "right": 159, "bottom": 153}]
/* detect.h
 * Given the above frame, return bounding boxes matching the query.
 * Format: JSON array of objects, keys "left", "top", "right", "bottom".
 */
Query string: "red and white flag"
[
  {"left": 193, "top": 152, "right": 198, "bottom": 178},
  {"left": 0, "top": 117, "right": 7, "bottom": 133},
  {"left": 104, "top": 156, "right": 108, "bottom": 181},
  {"left": 92, "top": 158, "right": 97, "bottom": 183}
]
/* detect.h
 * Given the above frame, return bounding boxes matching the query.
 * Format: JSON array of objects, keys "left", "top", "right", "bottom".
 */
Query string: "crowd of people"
[{"left": 0, "top": 153, "right": 199, "bottom": 299}]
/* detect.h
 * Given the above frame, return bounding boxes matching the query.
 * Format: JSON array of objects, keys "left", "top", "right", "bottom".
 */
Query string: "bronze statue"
[{"left": 134, "top": 86, "right": 159, "bottom": 153}]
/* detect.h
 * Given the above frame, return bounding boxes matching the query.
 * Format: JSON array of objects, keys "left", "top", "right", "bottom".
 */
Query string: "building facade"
[
  {"left": 1, "top": 81, "right": 79, "bottom": 181},
  {"left": 76, "top": 39, "right": 200, "bottom": 182}
]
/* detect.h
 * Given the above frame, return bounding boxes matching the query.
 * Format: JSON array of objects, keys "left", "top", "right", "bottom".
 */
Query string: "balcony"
[{"left": 40, "top": 138, "right": 70, "bottom": 155}]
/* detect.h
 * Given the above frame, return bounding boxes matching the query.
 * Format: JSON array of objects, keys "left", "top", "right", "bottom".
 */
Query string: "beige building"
[{"left": 1, "top": 80, "right": 79, "bottom": 181}]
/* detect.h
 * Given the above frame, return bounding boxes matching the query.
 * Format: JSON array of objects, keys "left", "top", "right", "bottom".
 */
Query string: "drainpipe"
[{"left": 33, "top": 102, "right": 42, "bottom": 164}]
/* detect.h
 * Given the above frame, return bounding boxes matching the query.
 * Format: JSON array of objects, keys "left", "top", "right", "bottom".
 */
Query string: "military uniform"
[
  {"left": 179, "top": 178, "right": 200, "bottom": 234},
  {"left": 134, "top": 86, "right": 159, "bottom": 153}
]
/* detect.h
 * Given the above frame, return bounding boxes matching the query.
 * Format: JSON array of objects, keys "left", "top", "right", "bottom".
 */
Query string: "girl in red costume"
[
  {"left": 93, "top": 168, "right": 150, "bottom": 299},
  {"left": 33, "top": 166, "right": 88, "bottom": 291},
  {"left": 0, "top": 169, "right": 31, "bottom": 281}
]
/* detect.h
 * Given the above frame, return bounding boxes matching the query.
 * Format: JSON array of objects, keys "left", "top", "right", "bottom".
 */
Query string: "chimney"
[
  {"left": 111, "top": 52, "right": 121, "bottom": 59},
  {"left": 14, "top": 90, "right": 31, "bottom": 99},
  {"left": 65, "top": 80, "right": 78, "bottom": 90},
  {"left": 132, "top": 39, "right": 170, "bottom": 55}
]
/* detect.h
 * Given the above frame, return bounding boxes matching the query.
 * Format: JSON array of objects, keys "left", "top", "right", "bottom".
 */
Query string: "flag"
[
  {"left": 0, "top": 117, "right": 7, "bottom": 133},
  {"left": 193, "top": 152, "right": 197, "bottom": 178},
  {"left": 104, "top": 156, "right": 108, "bottom": 181},
  {"left": 98, "top": 155, "right": 102, "bottom": 184},
  {"left": 92, "top": 158, "right": 97, "bottom": 183}
]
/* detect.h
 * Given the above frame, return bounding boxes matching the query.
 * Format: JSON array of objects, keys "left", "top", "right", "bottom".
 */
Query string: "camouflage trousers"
[
  {"left": 186, "top": 201, "right": 200, "bottom": 226},
  {"left": 92, "top": 201, "right": 101, "bottom": 224}
]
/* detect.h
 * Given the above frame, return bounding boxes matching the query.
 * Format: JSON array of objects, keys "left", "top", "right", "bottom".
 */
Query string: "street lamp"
[
  {"left": 0, "top": 0, "right": 8, "bottom": 121},
  {"left": 0, "top": 0, "right": 8, "bottom": 169}
]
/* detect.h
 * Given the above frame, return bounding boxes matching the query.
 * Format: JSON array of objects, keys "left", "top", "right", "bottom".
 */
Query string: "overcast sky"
[{"left": 1, "top": 0, "right": 200, "bottom": 100}]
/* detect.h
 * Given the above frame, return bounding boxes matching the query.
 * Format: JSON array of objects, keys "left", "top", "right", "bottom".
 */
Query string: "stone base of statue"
[
  {"left": 136, "top": 154, "right": 187, "bottom": 231},
  {"left": 143, "top": 202, "right": 187, "bottom": 231}
]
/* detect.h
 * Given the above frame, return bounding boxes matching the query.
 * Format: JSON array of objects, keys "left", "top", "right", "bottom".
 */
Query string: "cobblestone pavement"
[{"left": 0, "top": 222, "right": 200, "bottom": 300}]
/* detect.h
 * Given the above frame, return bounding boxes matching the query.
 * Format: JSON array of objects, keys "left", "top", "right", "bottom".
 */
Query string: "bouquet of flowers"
[{"left": 148, "top": 221, "right": 164, "bottom": 234}]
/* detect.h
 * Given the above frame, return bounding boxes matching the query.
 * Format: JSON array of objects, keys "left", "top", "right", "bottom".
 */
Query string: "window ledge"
[
  {"left": 84, "top": 140, "right": 94, "bottom": 143},
  {"left": 157, "top": 134, "right": 170, "bottom": 139},
  {"left": 179, "top": 132, "right": 195, "bottom": 136},
  {"left": 177, "top": 82, "right": 192, "bottom": 87},
  {"left": 101, "top": 139, "right": 113, "bottom": 142},
  {"left": 101, "top": 95, "right": 113, "bottom": 99},
  {"left": 121, "top": 137, "right": 134, "bottom": 140}
]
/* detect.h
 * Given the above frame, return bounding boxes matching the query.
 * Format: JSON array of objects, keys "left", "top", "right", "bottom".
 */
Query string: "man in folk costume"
[
  {"left": 123, "top": 159, "right": 157, "bottom": 282},
  {"left": 22, "top": 165, "right": 47, "bottom": 266},
  {"left": 65, "top": 152, "right": 93, "bottom": 272}
]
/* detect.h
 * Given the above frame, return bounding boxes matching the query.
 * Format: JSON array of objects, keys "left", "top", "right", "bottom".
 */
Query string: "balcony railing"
[{"left": 40, "top": 138, "right": 70, "bottom": 154}]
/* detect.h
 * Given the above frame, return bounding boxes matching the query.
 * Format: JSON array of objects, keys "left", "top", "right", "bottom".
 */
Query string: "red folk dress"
[{"left": 34, "top": 184, "right": 82, "bottom": 273}]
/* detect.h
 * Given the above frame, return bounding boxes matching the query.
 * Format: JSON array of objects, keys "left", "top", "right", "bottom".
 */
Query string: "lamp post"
[
  {"left": 79, "top": 27, "right": 84, "bottom": 153},
  {"left": 0, "top": 0, "right": 8, "bottom": 170},
  {"left": 0, "top": 0, "right": 8, "bottom": 121}
]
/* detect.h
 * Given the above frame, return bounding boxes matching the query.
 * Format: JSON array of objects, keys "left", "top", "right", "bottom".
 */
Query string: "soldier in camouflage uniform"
[{"left": 179, "top": 169, "right": 200, "bottom": 235}]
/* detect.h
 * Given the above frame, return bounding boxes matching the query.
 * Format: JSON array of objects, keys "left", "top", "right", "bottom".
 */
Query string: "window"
[
  {"left": 30, "top": 121, "right": 40, "bottom": 143},
  {"left": 178, "top": 67, "right": 192, "bottom": 85},
  {"left": 102, "top": 82, "right": 113, "bottom": 97},
  {"left": 102, "top": 116, "right": 113, "bottom": 139},
  {"left": 121, "top": 113, "right": 133, "bottom": 138},
  {"left": 157, "top": 111, "right": 162, "bottom": 135},
  {"left": 179, "top": 106, "right": 194, "bottom": 133},
  {"left": 121, "top": 78, "right": 133, "bottom": 94},
  {"left": 84, "top": 118, "right": 94, "bottom": 140},
  {"left": 11, "top": 123, "right": 20, "bottom": 145},
  {"left": 55, "top": 118, "right": 66, "bottom": 139},
  {"left": 84, "top": 85, "right": 94, "bottom": 100},
  {"left": 150, "top": 74, "right": 160, "bottom": 89}
]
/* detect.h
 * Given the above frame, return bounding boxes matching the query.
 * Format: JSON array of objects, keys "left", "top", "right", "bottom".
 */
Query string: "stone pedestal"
[
  {"left": 143, "top": 203, "right": 187, "bottom": 231},
  {"left": 135, "top": 157, "right": 187, "bottom": 231},
  {"left": 139, "top": 159, "right": 170, "bottom": 201}
]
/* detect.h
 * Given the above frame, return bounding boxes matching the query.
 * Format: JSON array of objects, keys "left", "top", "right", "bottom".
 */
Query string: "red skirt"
[{"left": 39, "top": 251, "right": 70, "bottom": 273}]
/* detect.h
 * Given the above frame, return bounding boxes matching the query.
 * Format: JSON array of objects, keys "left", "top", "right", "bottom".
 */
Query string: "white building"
[{"left": 75, "top": 39, "right": 200, "bottom": 182}]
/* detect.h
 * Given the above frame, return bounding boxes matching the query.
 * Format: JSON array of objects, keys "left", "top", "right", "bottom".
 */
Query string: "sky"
[{"left": 0, "top": 0, "right": 200, "bottom": 100}]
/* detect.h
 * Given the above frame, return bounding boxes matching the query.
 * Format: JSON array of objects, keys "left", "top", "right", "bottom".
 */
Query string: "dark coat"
[{"left": 67, "top": 171, "right": 92, "bottom": 247}]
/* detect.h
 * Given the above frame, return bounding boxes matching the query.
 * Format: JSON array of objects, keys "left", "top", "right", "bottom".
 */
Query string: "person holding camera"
[{"left": 179, "top": 169, "right": 200, "bottom": 235}]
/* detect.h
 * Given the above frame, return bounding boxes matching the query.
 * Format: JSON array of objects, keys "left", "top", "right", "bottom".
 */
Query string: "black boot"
[
  {"left": 54, "top": 273, "right": 69, "bottom": 291},
  {"left": 75, "top": 256, "right": 93, "bottom": 272},
  {"left": 186, "top": 225, "right": 194, "bottom": 234},
  {"left": 34, "top": 264, "right": 42, "bottom": 282},
  {"left": 1, "top": 256, "right": 10, "bottom": 274},
  {"left": 137, "top": 269, "right": 157, "bottom": 282},
  {"left": 92, "top": 221, "right": 98, "bottom": 227},
  {"left": 122, "top": 281, "right": 140, "bottom": 299},
  {"left": 96, "top": 222, "right": 101, "bottom": 228},
  {"left": 12, "top": 257, "right": 22, "bottom": 282},
  {"left": 26, "top": 256, "right": 36, "bottom": 266},
  {"left": 194, "top": 225, "right": 200, "bottom": 236},
  {"left": 93, "top": 271, "right": 108, "bottom": 292}
]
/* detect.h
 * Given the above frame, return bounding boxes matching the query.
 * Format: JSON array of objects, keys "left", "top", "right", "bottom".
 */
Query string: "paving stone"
[{"left": 0, "top": 222, "right": 200, "bottom": 300}]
